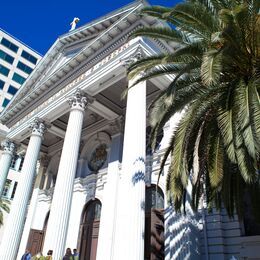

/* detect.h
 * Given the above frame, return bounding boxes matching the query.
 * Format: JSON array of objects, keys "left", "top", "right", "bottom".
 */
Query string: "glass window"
[
  {"left": 0, "top": 64, "right": 10, "bottom": 77},
  {"left": 2, "top": 98, "right": 10, "bottom": 107},
  {"left": 1, "top": 38, "right": 19, "bottom": 53},
  {"left": 2, "top": 179, "right": 11, "bottom": 197},
  {"left": 145, "top": 186, "right": 164, "bottom": 211},
  {"left": 83, "top": 200, "right": 102, "bottom": 223},
  {"left": 21, "top": 50, "right": 37, "bottom": 65},
  {"left": 11, "top": 182, "right": 18, "bottom": 199},
  {"left": 17, "top": 61, "right": 33, "bottom": 74},
  {"left": 7, "top": 85, "right": 18, "bottom": 95},
  {"left": 0, "top": 50, "right": 14, "bottom": 64},
  {"left": 18, "top": 156, "right": 24, "bottom": 171},
  {"left": 10, "top": 155, "right": 18, "bottom": 169},
  {"left": 0, "top": 79, "right": 4, "bottom": 89},
  {"left": 12, "top": 72, "right": 26, "bottom": 85}
]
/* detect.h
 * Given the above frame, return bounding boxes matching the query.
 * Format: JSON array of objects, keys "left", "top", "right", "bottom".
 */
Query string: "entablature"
[{"left": 5, "top": 37, "right": 172, "bottom": 144}]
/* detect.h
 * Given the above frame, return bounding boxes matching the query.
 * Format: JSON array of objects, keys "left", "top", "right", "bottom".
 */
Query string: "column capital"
[
  {"left": 1, "top": 139, "right": 16, "bottom": 155},
  {"left": 30, "top": 118, "right": 47, "bottom": 137},
  {"left": 68, "top": 89, "right": 94, "bottom": 111}
]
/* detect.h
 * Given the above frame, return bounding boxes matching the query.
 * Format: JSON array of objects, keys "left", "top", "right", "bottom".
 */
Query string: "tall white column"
[
  {"left": 113, "top": 70, "right": 146, "bottom": 259},
  {"left": 43, "top": 90, "right": 91, "bottom": 259},
  {"left": 0, "top": 140, "right": 16, "bottom": 196},
  {"left": 0, "top": 118, "right": 46, "bottom": 260},
  {"left": 17, "top": 155, "right": 50, "bottom": 259}
]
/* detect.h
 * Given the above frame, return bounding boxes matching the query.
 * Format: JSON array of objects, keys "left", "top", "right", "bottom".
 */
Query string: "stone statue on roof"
[{"left": 69, "top": 17, "right": 80, "bottom": 31}]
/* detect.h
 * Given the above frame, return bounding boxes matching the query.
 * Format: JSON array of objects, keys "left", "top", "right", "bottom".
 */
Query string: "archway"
[
  {"left": 78, "top": 199, "right": 102, "bottom": 260},
  {"left": 145, "top": 185, "right": 165, "bottom": 260}
]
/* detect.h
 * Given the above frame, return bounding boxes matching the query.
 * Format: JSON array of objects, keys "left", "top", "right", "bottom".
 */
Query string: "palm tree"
[
  {"left": 0, "top": 198, "right": 10, "bottom": 226},
  {"left": 127, "top": 0, "right": 260, "bottom": 219}
]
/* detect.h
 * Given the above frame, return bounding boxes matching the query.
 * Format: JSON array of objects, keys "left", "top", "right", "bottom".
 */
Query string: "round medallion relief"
[{"left": 88, "top": 144, "right": 107, "bottom": 172}]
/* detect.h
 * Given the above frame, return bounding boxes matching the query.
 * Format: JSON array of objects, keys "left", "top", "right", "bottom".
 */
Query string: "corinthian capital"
[
  {"left": 1, "top": 139, "right": 16, "bottom": 154},
  {"left": 30, "top": 118, "right": 47, "bottom": 136},
  {"left": 68, "top": 89, "right": 94, "bottom": 110}
]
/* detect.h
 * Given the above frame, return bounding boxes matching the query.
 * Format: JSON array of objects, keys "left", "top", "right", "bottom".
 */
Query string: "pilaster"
[{"left": 96, "top": 118, "right": 124, "bottom": 260}]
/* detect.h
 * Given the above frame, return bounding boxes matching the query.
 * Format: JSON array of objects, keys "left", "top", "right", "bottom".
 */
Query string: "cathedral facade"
[{"left": 0, "top": 2, "right": 258, "bottom": 260}]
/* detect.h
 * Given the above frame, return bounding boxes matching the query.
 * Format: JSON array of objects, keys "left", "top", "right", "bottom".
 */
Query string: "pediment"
[
  {"left": 41, "top": 45, "right": 84, "bottom": 80},
  {"left": 0, "top": 1, "right": 173, "bottom": 127},
  {"left": 2, "top": 1, "right": 148, "bottom": 120}
]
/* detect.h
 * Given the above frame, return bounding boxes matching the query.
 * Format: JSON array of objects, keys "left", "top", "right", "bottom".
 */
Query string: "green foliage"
[
  {"left": 0, "top": 198, "right": 10, "bottom": 226},
  {"left": 128, "top": 0, "right": 260, "bottom": 219}
]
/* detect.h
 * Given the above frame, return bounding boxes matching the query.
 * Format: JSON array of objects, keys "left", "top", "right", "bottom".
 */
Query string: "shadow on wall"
[{"left": 164, "top": 205, "right": 201, "bottom": 260}]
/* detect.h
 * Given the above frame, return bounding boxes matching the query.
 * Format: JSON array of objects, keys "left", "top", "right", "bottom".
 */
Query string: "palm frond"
[{"left": 201, "top": 49, "right": 222, "bottom": 86}]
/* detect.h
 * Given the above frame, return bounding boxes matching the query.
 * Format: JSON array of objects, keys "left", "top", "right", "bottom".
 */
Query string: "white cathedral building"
[{"left": 0, "top": 1, "right": 259, "bottom": 260}]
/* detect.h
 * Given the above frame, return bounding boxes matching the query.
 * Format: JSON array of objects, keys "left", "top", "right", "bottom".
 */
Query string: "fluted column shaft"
[
  {"left": 114, "top": 76, "right": 146, "bottom": 260},
  {"left": 43, "top": 90, "right": 90, "bottom": 259},
  {"left": 0, "top": 119, "right": 46, "bottom": 260},
  {"left": 0, "top": 140, "right": 16, "bottom": 196}
]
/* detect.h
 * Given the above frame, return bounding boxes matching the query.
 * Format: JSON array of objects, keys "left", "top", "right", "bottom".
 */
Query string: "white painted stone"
[
  {"left": 43, "top": 90, "right": 89, "bottom": 259},
  {"left": 0, "top": 140, "right": 16, "bottom": 195},
  {"left": 96, "top": 133, "right": 123, "bottom": 260},
  {"left": 17, "top": 188, "right": 40, "bottom": 259},
  {"left": 113, "top": 75, "right": 146, "bottom": 260},
  {"left": 65, "top": 185, "right": 86, "bottom": 250},
  {"left": 0, "top": 119, "right": 46, "bottom": 260}
]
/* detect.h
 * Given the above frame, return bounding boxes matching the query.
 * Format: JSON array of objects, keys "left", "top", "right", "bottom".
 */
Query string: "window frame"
[
  {"left": 0, "top": 49, "right": 14, "bottom": 64},
  {"left": 12, "top": 72, "right": 26, "bottom": 85},
  {"left": 0, "top": 64, "right": 10, "bottom": 77},
  {"left": 1, "top": 37, "right": 19, "bottom": 53}
]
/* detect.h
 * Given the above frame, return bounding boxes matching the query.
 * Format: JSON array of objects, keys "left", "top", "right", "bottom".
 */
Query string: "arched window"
[
  {"left": 78, "top": 199, "right": 102, "bottom": 260},
  {"left": 145, "top": 185, "right": 164, "bottom": 260}
]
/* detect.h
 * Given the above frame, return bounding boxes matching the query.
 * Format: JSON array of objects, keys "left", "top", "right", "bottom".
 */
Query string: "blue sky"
[{"left": 0, "top": 0, "right": 178, "bottom": 55}]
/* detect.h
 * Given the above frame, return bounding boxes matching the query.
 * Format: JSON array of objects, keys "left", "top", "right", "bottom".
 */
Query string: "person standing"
[
  {"left": 45, "top": 250, "right": 53, "bottom": 260},
  {"left": 62, "top": 248, "right": 74, "bottom": 260},
  {"left": 21, "top": 249, "right": 31, "bottom": 260},
  {"left": 72, "top": 249, "right": 79, "bottom": 260},
  {"left": 32, "top": 252, "right": 45, "bottom": 260}
]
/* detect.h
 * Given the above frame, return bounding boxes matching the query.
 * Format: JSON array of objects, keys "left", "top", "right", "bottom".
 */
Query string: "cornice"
[{"left": 0, "top": 3, "right": 146, "bottom": 125}]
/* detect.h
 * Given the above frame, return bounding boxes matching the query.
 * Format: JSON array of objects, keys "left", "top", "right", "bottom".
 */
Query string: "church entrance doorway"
[
  {"left": 26, "top": 211, "right": 49, "bottom": 256},
  {"left": 145, "top": 185, "right": 165, "bottom": 260},
  {"left": 78, "top": 199, "right": 102, "bottom": 260}
]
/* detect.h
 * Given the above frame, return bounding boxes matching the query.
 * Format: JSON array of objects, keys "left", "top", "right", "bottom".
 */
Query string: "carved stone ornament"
[
  {"left": 30, "top": 118, "right": 47, "bottom": 136},
  {"left": 87, "top": 183, "right": 96, "bottom": 200},
  {"left": 109, "top": 116, "right": 125, "bottom": 135},
  {"left": 68, "top": 89, "right": 94, "bottom": 110},
  {"left": 121, "top": 47, "right": 145, "bottom": 68},
  {"left": 88, "top": 144, "right": 108, "bottom": 172},
  {"left": 40, "top": 154, "right": 50, "bottom": 168},
  {"left": 1, "top": 139, "right": 16, "bottom": 154}
]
